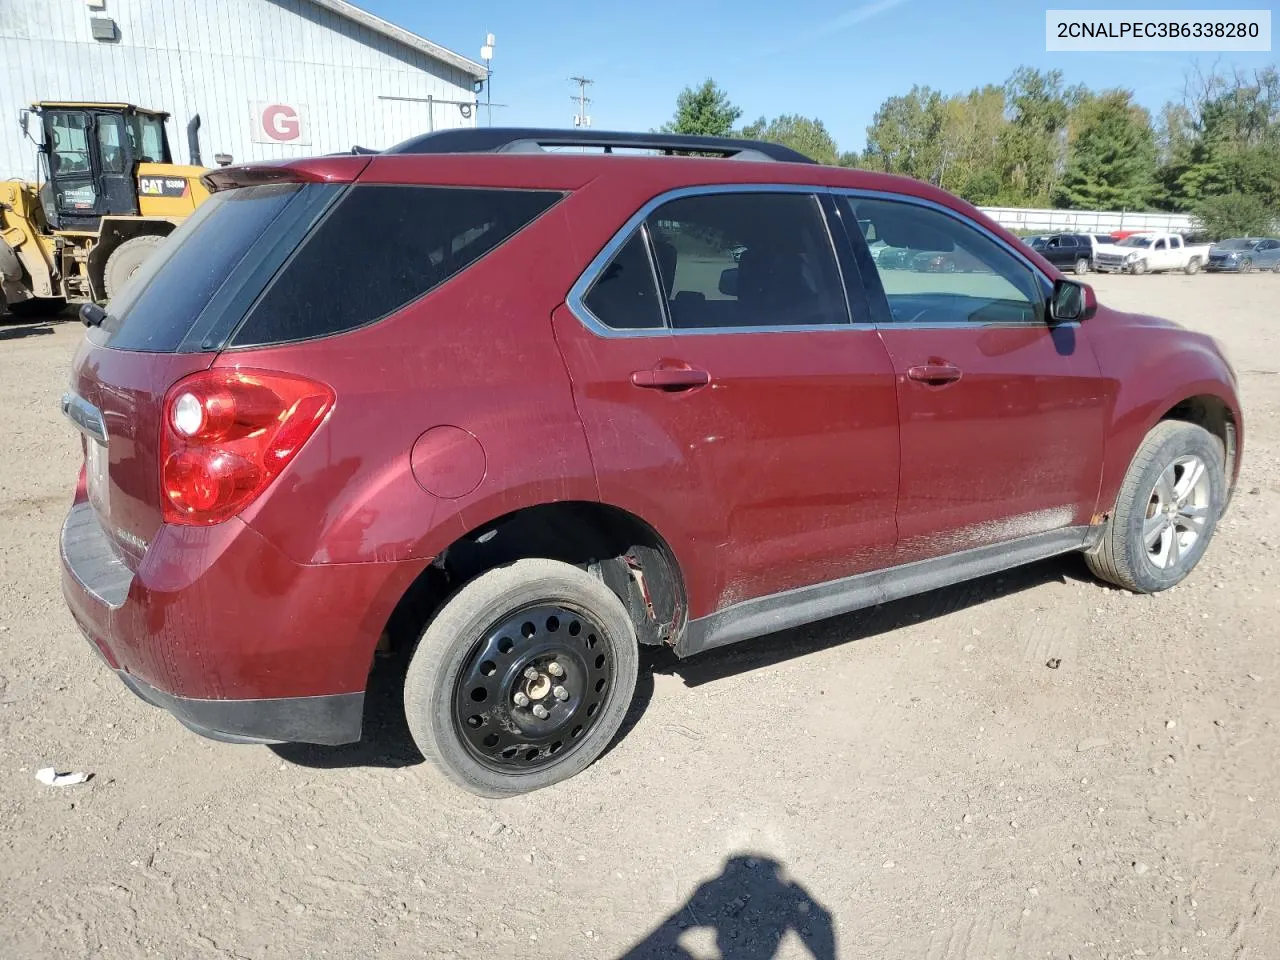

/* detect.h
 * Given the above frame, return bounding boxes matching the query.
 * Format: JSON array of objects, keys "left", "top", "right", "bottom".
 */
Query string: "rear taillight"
[{"left": 160, "top": 369, "right": 333, "bottom": 526}]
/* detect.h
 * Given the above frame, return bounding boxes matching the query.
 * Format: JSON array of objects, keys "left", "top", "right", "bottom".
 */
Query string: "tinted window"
[
  {"left": 1154, "top": 239, "right": 1167, "bottom": 250},
  {"left": 646, "top": 193, "right": 848, "bottom": 329},
  {"left": 847, "top": 196, "right": 1045, "bottom": 325},
  {"left": 234, "top": 186, "right": 560, "bottom": 346},
  {"left": 47, "top": 111, "right": 91, "bottom": 175},
  {"left": 583, "top": 229, "right": 664, "bottom": 329},
  {"left": 103, "top": 183, "right": 305, "bottom": 351}
]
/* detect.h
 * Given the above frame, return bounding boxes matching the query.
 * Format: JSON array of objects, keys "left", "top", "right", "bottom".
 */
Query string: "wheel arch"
[{"left": 382, "top": 500, "right": 689, "bottom": 660}]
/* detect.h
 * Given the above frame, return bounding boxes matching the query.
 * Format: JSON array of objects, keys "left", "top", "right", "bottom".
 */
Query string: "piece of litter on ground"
[
  {"left": 1248, "top": 674, "right": 1262, "bottom": 682},
  {"left": 35, "top": 768, "right": 91, "bottom": 787},
  {"left": 1046, "top": 658, "right": 1062, "bottom": 669},
  {"left": 1166, "top": 720, "right": 1176, "bottom": 730},
  {"left": 1077, "top": 737, "right": 1109, "bottom": 752}
]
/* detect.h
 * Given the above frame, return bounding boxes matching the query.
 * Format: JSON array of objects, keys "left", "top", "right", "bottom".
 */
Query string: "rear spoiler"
[{"left": 201, "top": 155, "right": 373, "bottom": 192}]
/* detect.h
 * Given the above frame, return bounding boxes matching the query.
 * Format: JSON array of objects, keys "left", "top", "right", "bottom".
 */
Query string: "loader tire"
[{"left": 104, "top": 234, "right": 165, "bottom": 299}]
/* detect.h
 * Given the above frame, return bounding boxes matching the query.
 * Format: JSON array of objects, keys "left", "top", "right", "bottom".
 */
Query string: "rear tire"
[
  {"left": 1184, "top": 257, "right": 1201, "bottom": 275},
  {"left": 104, "top": 234, "right": 165, "bottom": 299},
  {"left": 6, "top": 296, "right": 67, "bottom": 319},
  {"left": 1085, "top": 421, "right": 1225, "bottom": 593},
  {"left": 404, "top": 558, "right": 639, "bottom": 797},
  {"left": 1074, "top": 257, "right": 1089, "bottom": 275}
]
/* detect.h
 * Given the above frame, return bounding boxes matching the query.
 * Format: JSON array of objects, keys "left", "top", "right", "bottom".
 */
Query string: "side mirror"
[
  {"left": 18, "top": 108, "right": 29, "bottom": 136},
  {"left": 718, "top": 268, "right": 738, "bottom": 297},
  {"left": 1049, "top": 278, "right": 1096, "bottom": 322}
]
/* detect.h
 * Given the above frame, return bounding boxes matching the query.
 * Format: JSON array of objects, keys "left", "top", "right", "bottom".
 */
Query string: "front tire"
[
  {"left": 1085, "top": 421, "right": 1225, "bottom": 593},
  {"left": 404, "top": 559, "right": 639, "bottom": 797},
  {"left": 104, "top": 234, "right": 166, "bottom": 299},
  {"left": 1129, "top": 259, "right": 1147, "bottom": 275},
  {"left": 1240, "top": 258, "right": 1254, "bottom": 275}
]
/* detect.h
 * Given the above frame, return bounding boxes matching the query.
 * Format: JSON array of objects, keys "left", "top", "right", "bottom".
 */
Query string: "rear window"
[
  {"left": 231, "top": 185, "right": 562, "bottom": 347},
  {"left": 102, "top": 183, "right": 304, "bottom": 351}
]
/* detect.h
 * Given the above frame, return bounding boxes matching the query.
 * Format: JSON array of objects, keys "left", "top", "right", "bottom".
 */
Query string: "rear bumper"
[
  {"left": 61, "top": 499, "right": 422, "bottom": 746},
  {"left": 114, "top": 668, "right": 363, "bottom": 745}
]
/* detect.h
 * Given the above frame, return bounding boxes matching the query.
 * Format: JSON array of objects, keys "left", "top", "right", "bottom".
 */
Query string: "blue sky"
[{"left": 363, "top": 0, "right": 1277, "bottom": 152}]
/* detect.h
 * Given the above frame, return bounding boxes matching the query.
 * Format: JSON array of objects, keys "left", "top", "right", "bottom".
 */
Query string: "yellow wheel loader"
[{"left": 1, "top": 102, "right": 212, "bottom": 315}]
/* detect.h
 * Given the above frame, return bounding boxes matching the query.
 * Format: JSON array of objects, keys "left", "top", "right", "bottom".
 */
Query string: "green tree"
[
  {"left": 862, "top": 86, "right": 945, "bottom": 182},
  {"left": 661, "top": 79, "right": 742, "bottom": 137},
  {"left": 997, "top": 68, "right": 1082, "bottom": 205},
  {"left": 1192, "top": 192, "right": 1278, "bottom": 238},
  {"left": 1054, "top": 91, "right": 1157, "bottom": 210},
  {"left": 739, "top": 114, "right": 839, "bottom": 164}
]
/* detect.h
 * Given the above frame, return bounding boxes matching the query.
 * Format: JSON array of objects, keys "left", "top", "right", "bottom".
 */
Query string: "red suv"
[{"left": 60, "top": 129, "right": 1243, "bottom": 796}]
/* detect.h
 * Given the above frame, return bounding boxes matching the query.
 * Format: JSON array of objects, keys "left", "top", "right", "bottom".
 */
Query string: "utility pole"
[{"left": 569, "top": 76, "right": 593, "bottom": 128}]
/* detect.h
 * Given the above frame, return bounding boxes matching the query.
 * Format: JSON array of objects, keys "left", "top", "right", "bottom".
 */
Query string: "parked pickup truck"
[{"left": 1094, "top": 233, "right": 1212, "bottom": 275}]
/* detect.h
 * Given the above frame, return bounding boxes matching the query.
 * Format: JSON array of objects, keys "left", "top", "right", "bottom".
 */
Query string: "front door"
[
  {"left": 553, "top": 188, "right": 900, "bottom": 619},
  {"left": 41, "top": 109, "right": 103, "bottom": 227},
  {"left": 839, "top": 194, "right": 1109, "bottom": 565}
]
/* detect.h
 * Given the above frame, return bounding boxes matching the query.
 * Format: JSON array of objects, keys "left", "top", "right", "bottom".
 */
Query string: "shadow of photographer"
[{"left": 619, "top": 854, "right": 836, "bottom": 960}]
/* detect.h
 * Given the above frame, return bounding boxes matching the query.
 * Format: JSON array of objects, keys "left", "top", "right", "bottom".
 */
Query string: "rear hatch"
[{"left": 67, "top": 163, "right": 362, "bottom": 569}]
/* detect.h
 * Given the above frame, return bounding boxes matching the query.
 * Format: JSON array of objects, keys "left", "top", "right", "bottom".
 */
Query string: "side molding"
[{"left": 677, "top": 527, "right": 1093, "bottom": 657}]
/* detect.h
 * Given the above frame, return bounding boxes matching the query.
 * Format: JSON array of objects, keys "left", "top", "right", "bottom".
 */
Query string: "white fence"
[{"left": 978, "top": 206, "right": 1195, "bottom": 234}]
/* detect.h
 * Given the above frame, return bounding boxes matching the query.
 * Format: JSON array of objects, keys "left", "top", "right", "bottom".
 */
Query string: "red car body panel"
[
  {"left": 58, "top": 147, "right": 1244, "bottom": 747},
  {"left": 877, "top": 322, "right": 1109, "bottom": 564}
]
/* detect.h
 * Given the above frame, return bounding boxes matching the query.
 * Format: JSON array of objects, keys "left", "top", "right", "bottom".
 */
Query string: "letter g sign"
[
  {"left": 263, "top": 104, "right": 300, "bottom": 141},
  {"left": 251, "top": 101, "right": 310, "bottom": 145}
]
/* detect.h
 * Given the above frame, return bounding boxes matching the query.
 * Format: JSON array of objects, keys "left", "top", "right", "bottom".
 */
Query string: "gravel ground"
[{"left": 1, "top": 274, "right": 1277, "bottom": 960}]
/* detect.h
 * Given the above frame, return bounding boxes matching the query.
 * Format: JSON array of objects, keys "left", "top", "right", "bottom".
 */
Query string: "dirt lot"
[{"left": 1, "top": 274, "right": 1278, "bottom": 960}]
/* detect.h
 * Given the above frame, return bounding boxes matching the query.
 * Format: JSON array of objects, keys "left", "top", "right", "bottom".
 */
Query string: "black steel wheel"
[
  {"left": 453, "top": 604, "right": 616, "bottom": 771},
  {"left": 404, "top": 558, "right": 639, "bottom": 797}
]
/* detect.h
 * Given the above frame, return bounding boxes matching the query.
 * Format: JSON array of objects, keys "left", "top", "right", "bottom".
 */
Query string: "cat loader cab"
[{"left": 1, "top": 102, "right": 211, "bottom": 315}]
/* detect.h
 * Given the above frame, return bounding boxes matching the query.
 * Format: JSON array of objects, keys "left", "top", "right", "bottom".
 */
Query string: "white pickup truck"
[{"left": 1093, "top": 233, "right": 1212, "bottom": 275}]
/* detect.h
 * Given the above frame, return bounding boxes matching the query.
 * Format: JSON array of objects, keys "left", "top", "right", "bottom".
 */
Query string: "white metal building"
[{"left": 0, "top": 0, "right": 487, "bottom": 178}]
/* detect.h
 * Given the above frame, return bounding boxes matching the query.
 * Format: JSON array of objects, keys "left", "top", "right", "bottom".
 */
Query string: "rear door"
[
  {"left": 554, "top": 187, "right": 900, "bottom": 618},
  {"left": 837, "top": 193, "right": 1108, "bottom": 564}
]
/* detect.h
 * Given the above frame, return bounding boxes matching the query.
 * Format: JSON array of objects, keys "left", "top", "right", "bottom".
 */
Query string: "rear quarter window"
[{"left": 231, "top": 185, "right": 562, "bottom": 347}]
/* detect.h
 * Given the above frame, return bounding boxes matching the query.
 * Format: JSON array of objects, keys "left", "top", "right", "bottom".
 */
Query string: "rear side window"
[
  {"left": 103, "top": 183, "right": 304, "bottom": 351},
  {"left": 582, "top": 229, "right": 665, "bottom": 330},
  {"left": 647, "top": 192, "right": 849, "bottom": 329},
  {"left": 232, "top": 186, "right": 561, "bottom": 347}
]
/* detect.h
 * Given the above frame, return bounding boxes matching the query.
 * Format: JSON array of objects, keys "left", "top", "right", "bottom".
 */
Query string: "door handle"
[
  {"left": 906, "top": 363, "right": 963, "bottom": 385},
  {"left": 630, "top": 363, "right": 710, "bottom": 391}
]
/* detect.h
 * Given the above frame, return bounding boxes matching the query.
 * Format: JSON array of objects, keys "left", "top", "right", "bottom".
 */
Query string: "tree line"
[{"left": 660, "top": 67, "right": 1280, "bottom": 237}]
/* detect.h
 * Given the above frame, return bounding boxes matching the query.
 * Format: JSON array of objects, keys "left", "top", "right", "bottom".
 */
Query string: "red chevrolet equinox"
[{"left": 60, "top": 129, "right": 1243, "bottom": 796}]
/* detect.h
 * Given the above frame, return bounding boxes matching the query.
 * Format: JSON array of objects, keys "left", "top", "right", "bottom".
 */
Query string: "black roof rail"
[{"left": 384, "top": 127, "right": 816, "bottom": 164}]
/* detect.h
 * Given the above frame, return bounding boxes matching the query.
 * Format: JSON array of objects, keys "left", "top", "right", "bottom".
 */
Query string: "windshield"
[
  {"left": 1118, "top": 236, "right": 1153, "bottom": 248},
  {"left": 1217, "top": 238, "right": 1260, "bottom": 250}
]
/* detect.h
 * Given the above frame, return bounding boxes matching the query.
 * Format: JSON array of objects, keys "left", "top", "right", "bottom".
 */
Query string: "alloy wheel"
[{"left": 1143, "top": 455, "right": 1211, "bottom": 570}]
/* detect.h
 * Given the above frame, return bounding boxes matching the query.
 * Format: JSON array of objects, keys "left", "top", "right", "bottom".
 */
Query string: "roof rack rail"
[{"left": 384, "top": 128, "right": 816, "bottom": 164}]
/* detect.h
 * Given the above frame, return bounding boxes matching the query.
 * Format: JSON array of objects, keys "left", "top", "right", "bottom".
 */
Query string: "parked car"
[
  {"left": 1094, "top": 232, "right": 1211, "bottom": 275},
  {"left": 1206, "top": 237, "right": 1280, "bottom": 273},
  {"left": 1034, "top": 234, "right": 1100, "bottom": 275},
  {"left": 60, "top": 129, "right": 1243, "bottom": 797}
]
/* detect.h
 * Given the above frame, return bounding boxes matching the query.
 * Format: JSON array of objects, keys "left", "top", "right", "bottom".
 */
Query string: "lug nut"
[
  {"left": 523, "top": 666, "right": 539, "bottom": 680},
  {"left": 532, "top": 704, "right": 550, "bottom": 719},
  {"left": 547, "top": 662, "right": 565, "bottom": 678},
  {"left": 553, "top": 685, "right": 569, "bottom": 701},
  {"left": 513, "top": 692, "right": 530, "bottom": 707}
]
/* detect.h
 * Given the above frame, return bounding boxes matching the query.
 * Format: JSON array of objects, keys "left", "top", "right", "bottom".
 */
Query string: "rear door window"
[
  {"left": 232, "top": 186, "right": 561, "bottom": 346},
  {"left": 645, "top": 192, "right": 849, "bottom": 329}
]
